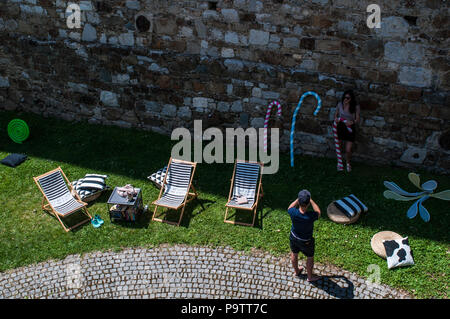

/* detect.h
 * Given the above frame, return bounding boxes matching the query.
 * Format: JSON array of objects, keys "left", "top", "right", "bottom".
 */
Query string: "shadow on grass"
[
  {"left": 224, "top": 202, "right": 268, "bottom": 229},
  {"left": 40, "top": 206, "right": 91, "bottom": 233},
  {"left": 1, "top": 110, "right": 449, "bottom": 243},
  {"left": 151, "top": 197, "right": 214, "bottom": 228}
]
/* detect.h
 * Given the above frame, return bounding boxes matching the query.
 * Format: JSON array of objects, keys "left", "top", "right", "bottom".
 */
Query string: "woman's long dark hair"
[{"left": 341, "top": 89, "right": 357, "bottom": 114}]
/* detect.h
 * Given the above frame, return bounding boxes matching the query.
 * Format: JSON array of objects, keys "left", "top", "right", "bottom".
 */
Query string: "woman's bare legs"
[{"left": 345, "top": 141, "right": 353, "bottom": 171}]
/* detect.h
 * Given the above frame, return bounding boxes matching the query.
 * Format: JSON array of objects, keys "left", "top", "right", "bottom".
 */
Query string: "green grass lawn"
[{"left": 0, "top": 110, "right": 449, "bottom": 298}]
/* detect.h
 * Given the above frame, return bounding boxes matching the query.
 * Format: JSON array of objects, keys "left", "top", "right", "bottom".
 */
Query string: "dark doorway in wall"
[
  {"left": 95, "top": 1, "right": 112, "bottom": 13},
  {"left": 403, "top": 16, "right": 418, "bottom": 26},
  {"left": 136, "top": 15, "right": 151, "bottom": 32},
  {"left": 208, "top": 1, "right": 217, "bottom": 10},
  {"left": 439, "top": 130, "right": 450, "bottom": 151}
]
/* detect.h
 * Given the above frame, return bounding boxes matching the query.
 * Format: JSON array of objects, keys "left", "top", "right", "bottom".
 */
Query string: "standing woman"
[{"left": 334, "top": 90, "right": 360, "bottom": 172}]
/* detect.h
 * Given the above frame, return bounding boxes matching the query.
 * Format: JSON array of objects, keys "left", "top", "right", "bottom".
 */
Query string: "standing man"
[{"left": 287, "top": 189, "right": 321, "bottom": 282}]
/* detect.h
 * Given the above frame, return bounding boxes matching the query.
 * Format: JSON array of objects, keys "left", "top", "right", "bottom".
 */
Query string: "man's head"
[{"left": 298, "top": 189, "right": 311, "bottom": 208}]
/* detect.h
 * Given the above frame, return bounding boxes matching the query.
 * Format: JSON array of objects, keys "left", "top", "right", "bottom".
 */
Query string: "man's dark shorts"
[{"left": 289, "top": 234, "right": 315, "bottom": 257}]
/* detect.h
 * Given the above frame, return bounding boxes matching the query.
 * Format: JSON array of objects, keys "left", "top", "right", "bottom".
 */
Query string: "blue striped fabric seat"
[
  {"left": 334, "top": 194, "right": 368, "bottom": 218},
  {"left": 37, "top": 170, "right": 84, "bottom": 216},
  {"left": 227, "top": 161, "right": 261, "bottom": 209},
  {"left": 154, "top": 161, "right": 193, "bottom": 209}
]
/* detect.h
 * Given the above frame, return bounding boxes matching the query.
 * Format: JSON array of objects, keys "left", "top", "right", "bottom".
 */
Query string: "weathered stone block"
[
  {"left": 20, "top": 5, "right": 47, "bottom": 16},
  {"left": 118, "top": 32, "right": 134, "bottom": 46},
  {"left": 126, "top": 0, "right": 140, "bottom": 10},
  {"left": 250, "top": 117, "right": 265, "bottom": 128},
  {"left": 316, "top": 40, "right": 341, "bottom": 52},
  {"left": 399, "top": 67, "right": 432, "bottom": 88},
  {"left": 252, "top": 87, "right": 262, "bottom": 98},
  {"left": 384, "top": 42, "right": 424, "bottom": 65},
  {"left": 262, "top": 91, "right": 280, "bottom": 100},
  {"left": 249, "top": 29, "right": 269, "bottom": 45},
  {"left": 225, "top": 31, "right": 239, "bottom": 45},
  {"left": 376, "top": 16, "right": 409, "bottom": 38},
  {"left": 364, "top": 39, "right": 384, "bottom": 58},
  {"left": 140, "top": 101, "right": 160, "bottom": 114},
  {"left": 81, "top": 23, "right": 97, "bottom": 42},
  {"left": 400, "top": 147, "right": 427, "bottom": 164},
  {"left": 79, "top": 1, "right": 94, "bottom": 11},
  {"left": 162, "top": 104, "right": 177, "bottom": 117},
  {"left": 240, "top": 113, "right": 249, "bottom": 127},
  {"left": 222, "top": 9, "right": 239, "bottom": 23},
  {"left": 224, "top": 59, "right": 244, "bottom": 72},
  {"left": 194, "top": 19, "right": 207, "bottom": 39},
  {"left": 67, "top": 82, "right": 88, "bottom": 94},
  {"left": 177, "top": 106, "right": 192, "bottom": 120},
  {"left": 231, "top": 100, "right": 243, "bottom": 112},
  {"left": 155, "top": 18, "right": 177, "bottom": 35},
  {"left": 100, "top": 91, "right": 119, "bottom": 107},
  {"left": 202, "top": 10, "right": 220, "bottom": 21},
  {"left": 337, "top": 20, "right": 355, "bottom": 33},
  {"left": 311, "top": 15, "right": 333, "bottom": 28},
  {"left": 248, "top": 0, "right": 263, "bottom": 13},
  {"left": 180, "top": 26, "right": 193, "bottom": 38},
  {"left": 210, "top": 28, "right": 223, "bottom": 41},
  {"left": 283, "top": 37, "right": 300, "bottom": 49},
  {"left": 221, "top": 48, "right": 234, "bottom": 58},
  {"left": 193, "top": 97, "right": 208, "bottom": 109},
  {"left": 0, "top": 76, "right": 10, "bottom": 88},
  {"left": 217, "top": 102, "right": 230, "bottom": 112},
  {"left": 112, "top": 74, "right": 130, "bottom": 84}
]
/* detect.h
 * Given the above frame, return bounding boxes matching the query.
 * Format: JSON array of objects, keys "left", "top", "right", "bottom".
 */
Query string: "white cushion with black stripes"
[
  {"left": 71, "top": 179, "right": 98, "bottom": 199},
  {"left": 334, "top": 194, "right": 368, "bottom": 218},
  {"left": 77, "top": 174, "right": 107, "bottom": 190},
  {"left": 71, "top": 174, "right": 108, "bottom": 200},
  {"left": 148, "top": 166, "right": 168, "bottom": 188}
]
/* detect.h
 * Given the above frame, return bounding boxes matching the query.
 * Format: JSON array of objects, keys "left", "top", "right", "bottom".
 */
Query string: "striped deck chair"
[
  {"left": 224, "top": 160, "right": 264, "bottom": 227},
  {"left": 33, "top": 167, "right": 92, "bottom": 232},
  {"left": 152, "top": 158, "right": 198, "bottom": 226}
]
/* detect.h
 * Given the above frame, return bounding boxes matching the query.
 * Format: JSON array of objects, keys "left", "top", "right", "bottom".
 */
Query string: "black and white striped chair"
[
  {"left": 152, "top": 158, "right": 199, "bottom": 226},
  {"left": 334, "top": 194, "right": 368, "bottom": 218},
  {"left": 33, "top": 167, "right": 92, "bottom": 232},
  {"left": 224, "top": 160, "right": 264, "bottom": 227}
]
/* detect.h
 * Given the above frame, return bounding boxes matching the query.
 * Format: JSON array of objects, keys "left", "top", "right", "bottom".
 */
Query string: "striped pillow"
[
  {"left": 77, "top": 174, "right": 108, "bottom": 191},
  {"left": 334, "top": 194, "right": 368, "bottom": 218},
  {"left": 71, "top": 179, "right": 98, "bottom": 199}
]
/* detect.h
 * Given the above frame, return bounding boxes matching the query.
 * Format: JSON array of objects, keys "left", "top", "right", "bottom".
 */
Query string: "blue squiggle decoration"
[{"left": 290, "top": 91, "right": 322, "bottom": 167}]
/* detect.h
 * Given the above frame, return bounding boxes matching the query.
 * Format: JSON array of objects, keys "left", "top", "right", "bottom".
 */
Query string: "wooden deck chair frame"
[
  {"left": 224, "top": 160, "right": 264, "bottom": 227},
  {"left": 33, "top": 167, "right": 92, "bottom": 232},
  {"left": 152, "top": 157, "right": 198, "bottom": 226}
]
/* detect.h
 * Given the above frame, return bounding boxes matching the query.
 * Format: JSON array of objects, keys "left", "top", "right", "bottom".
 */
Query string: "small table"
[{"left": 107, "top": 187, "right": 143, "bottom": 222}]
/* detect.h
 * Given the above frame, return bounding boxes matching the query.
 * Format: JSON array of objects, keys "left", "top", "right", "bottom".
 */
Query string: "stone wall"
[{"left": 0, "top": 0, "right": 449, "bottom": 173}]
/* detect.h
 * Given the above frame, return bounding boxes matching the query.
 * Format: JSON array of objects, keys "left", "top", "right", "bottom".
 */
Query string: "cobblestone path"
[{"left": 0, "top": 245, "right": 410, "bottom": 299}]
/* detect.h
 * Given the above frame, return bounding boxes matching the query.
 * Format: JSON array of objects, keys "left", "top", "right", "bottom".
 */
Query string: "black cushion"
[{"left": 1, "top": 153, "right": 27, "bottom": 168}]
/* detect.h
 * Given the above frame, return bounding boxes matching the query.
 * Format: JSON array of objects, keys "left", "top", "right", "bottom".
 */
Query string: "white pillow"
[
  {"left": 77, "top": 174, "right": 107, "bottom": 191},
  {"left": 383, "top": 237, "right": 415, "bottom": 269}
]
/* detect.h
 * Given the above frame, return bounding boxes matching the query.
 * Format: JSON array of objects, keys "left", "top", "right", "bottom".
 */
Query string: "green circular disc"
[{"left": 7, "top": 119, "right": 30, "bottom": 144}]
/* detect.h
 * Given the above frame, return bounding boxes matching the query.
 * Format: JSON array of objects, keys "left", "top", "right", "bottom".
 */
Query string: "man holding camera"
[{"left": 287, "top": 189, "right": 321, "bottom": 282}]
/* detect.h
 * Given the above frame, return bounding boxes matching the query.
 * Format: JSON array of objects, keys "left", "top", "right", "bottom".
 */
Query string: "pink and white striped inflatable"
[
  {"left": 263, "top": 100, "right": 282, "bottom": 153},
  {"left": 333, "top": 118, "right": 352, "bottom": 171}
]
